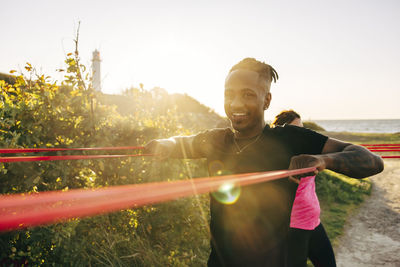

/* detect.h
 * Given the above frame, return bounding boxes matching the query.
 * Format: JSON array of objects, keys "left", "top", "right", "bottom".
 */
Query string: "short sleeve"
[
  {"left": 172, "top": 128, "right": 231, "bottom": 158},
  {"left": 276, "top": 125, "right": 328, "bottom": 155}
]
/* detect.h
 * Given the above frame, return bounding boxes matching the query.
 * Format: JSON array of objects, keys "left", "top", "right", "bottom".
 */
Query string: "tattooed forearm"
[{"left": 321, "top": 145, "right": 384, "bottom": 178}]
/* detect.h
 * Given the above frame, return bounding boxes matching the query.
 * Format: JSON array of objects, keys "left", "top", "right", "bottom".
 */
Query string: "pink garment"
[{"left": 290, "top": 176, "right": 320, "bottom": 230}]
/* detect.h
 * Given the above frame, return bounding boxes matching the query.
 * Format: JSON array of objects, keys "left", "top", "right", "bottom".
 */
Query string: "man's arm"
[
  {"left": 144, "top": 136, "right": 203, "bottom": 159},
  {"left": 289, "top": 138, "right": 384, "bottom": 178}
]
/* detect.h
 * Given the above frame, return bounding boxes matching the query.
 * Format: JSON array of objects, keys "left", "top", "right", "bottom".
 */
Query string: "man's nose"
[{"left": 230, "top": 95, "right": 244, "bottom": 109}]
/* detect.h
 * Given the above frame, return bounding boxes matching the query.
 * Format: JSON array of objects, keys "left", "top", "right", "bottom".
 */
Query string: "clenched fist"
[
  {"left": 288, "top": 154, "right": 327, "bottom": 182},
  {"left": 144, "top": 138, "right": 176, "bottom": 160}
]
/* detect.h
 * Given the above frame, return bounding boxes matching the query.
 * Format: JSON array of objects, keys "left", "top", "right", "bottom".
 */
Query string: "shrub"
[
  {"left": 303, "top": 121, "right": 325, "bottom": 131},
  {"left": 0, "top": 51, "right": 211, "bottom": 265}
]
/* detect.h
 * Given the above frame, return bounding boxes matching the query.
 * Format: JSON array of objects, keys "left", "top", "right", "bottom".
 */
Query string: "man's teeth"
[{"left": 233, "top": 113, "right": 246, "bottom": 116}]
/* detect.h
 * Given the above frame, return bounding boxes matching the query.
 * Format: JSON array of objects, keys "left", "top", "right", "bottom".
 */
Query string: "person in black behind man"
[
  {"left": 272, "top": 110, "right": 336, "bottom": 267},
  {"left": 144, "top": 58, "right": 384, "bottom": 267}
]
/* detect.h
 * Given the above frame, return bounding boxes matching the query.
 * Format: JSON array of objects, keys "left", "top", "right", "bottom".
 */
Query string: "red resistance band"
[
  {"left": 381, "top": 156, "right": 400, "bottom": 159},
  {"left": 365, "top": 146, "right": 400, "bottom": 149},
  {"left": 1, "top": 152, "right": 395, "bottom": 163},
  {"left": 0, "top": 167, "right": 316, "bottom": 232},
  {"left": 362, "top": 145, "right": 400, "bottom": 156},
  {"left": 0, "top": 146, "right": 145, "bottom": 154},
  {"left": 361, "top": 144, "right": 400, "bottom": 147},
  {"left": 368, "top": 149, "right": 400, "bottom": 152},
  {"left": 0, "top": 154, "right": 153, "bottom": 163},
  {"left": 366, "top": 147, "right": 400, "bottom": 150}
]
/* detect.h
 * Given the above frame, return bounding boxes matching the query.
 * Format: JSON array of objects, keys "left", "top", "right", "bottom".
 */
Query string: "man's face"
[{"left": 224, "top": 69, "right": 271, "bottom": 137}]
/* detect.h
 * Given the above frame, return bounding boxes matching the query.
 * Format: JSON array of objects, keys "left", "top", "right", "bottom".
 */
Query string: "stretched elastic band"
[
  {"left": 361, "top": 144, "right": 400, "bottom": 147},
  {"left": 0, "top": 167, "right": 316, "bottom": 232},
  {"left": 0, "top": 146, "right": 145, "bottom": 154},
  {"left": 381, "top": 156, "right": 400, "bottom": 159},
  {"left": 368, "top": 149, "right": 400, "bottom": 152},
  {"left": 0, "top": 154, "right": 153, "bottom": 163}
]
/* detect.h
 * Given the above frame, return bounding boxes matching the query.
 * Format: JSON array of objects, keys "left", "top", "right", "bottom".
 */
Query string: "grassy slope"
[
  {"left": 98, "top": 93, "right": 227, "bottom": 131},
  {"left": 321, "top": 131, "right": 400, "bottom": 144}
]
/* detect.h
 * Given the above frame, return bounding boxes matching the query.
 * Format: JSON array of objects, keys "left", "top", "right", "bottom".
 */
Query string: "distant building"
[{"left": 92, "top": 50, "right": 101, "bottom": 92}]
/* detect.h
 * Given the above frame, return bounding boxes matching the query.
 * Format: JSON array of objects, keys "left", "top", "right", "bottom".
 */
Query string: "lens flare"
[{"left": 212, "top": 182, "right": 241, "bottom": 205}]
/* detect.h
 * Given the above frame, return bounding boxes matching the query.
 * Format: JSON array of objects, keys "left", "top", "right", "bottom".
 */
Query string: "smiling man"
[
  {"left": 145, "top": 58, "right": 383, "bottom": 266},
  {"left": 224, "top": 67, "right": 272, "bottom": 138}
]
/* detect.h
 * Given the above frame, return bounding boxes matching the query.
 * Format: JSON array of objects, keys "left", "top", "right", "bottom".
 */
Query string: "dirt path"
[{"left": 336, "top": 159, "right": 400, "bottom": 267}]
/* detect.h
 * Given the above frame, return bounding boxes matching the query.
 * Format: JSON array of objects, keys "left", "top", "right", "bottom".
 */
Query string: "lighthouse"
[{"left": 92, "top": 50, "right": 101, "bottom": 92}]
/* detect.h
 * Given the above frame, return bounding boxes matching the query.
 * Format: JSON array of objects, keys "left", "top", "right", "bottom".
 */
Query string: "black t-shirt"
[{"left": 175, "top": 124, "right": 328, "bottom": 266}]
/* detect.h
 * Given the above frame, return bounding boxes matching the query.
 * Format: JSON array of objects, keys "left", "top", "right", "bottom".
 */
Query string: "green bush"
[
  {"left": 316, "top": 170, "right": 371, "bottom": 204},
  {"left": 0, "top": 53, "right": 211, "bottom": 266}
]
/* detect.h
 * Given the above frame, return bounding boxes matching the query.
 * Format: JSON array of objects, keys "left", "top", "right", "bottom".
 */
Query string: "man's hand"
[
  {"left": 288, "top": 154, "right": 326, "bottom": 182},
  {"left": 144, "top": 139, "right": 176, "bottom": 160}
]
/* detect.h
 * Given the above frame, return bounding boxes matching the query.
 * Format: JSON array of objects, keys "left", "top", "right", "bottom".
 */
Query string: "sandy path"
[{"left": 336, "top": 159, "right": 400, "bottom": 267}]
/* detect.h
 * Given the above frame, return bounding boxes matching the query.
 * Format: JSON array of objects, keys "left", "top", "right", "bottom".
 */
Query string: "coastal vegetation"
[
  {"left": 303, "top": 121, "right": 326, "bottom": 131},
  {"left": 321, "top": 131, "right": 400, "bottom": 144},
  {"left": 1, "top": 52, "right": 397, "bottom": 265},
  {"left": 0, "top": 52, "right": 214, "bottom": 265}
]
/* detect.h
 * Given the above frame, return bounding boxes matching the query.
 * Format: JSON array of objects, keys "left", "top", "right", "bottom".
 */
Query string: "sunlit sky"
[{"left": 2, "top": 0, "right": 399, "bottom": 120}]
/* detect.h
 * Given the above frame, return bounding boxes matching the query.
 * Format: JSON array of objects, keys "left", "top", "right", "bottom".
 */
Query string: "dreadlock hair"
[
  {"left": 272, "top": 110, "right": 301, "bottom": 127},
  {"left": 229, "top": 58, "right": 279, "bottom": 91}
]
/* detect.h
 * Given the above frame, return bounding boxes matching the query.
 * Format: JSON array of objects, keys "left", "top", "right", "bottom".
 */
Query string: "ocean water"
[{"left": 313, "top": 119, "right": 400, "bottom": 134}]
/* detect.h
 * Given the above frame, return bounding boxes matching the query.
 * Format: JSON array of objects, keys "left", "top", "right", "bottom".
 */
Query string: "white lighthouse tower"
[{"left": 92, "top": 50, "right": 101, "bottom": 92}]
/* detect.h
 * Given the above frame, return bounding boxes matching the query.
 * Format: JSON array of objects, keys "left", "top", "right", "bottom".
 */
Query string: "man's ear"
[{"left": 264, "top": 92, "right": 272, "bottom": 110}]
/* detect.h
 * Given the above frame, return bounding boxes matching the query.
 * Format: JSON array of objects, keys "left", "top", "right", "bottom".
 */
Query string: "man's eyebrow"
[
  {"left": 242, "top": 88, "right": 257, "bottom": 92},
  {"left": 225, "top": 87, "right": 256, "bottom": 93}
]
